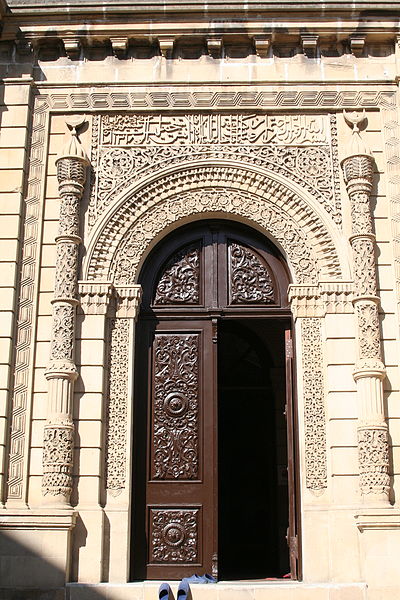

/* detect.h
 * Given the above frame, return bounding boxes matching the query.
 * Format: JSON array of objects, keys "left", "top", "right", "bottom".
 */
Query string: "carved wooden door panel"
[{"left": 144, "top": 320, "right": 217, "bottom": 580}]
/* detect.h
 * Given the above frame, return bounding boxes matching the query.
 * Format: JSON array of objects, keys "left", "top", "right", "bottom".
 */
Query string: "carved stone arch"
[{"left": 84, "top": 161, "right": 350, "bottom": 284}]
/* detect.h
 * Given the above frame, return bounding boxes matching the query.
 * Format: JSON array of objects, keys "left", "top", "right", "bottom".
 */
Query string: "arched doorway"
[{"left": 131, "top": 220, "right": 298, "bottom": 581}]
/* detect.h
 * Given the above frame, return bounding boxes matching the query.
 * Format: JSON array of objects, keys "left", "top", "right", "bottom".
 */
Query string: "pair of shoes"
[{"left": 158, "top": 580, "right": 193, "bottom": 600}]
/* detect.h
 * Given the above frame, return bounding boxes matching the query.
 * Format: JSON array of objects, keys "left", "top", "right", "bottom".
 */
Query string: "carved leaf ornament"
[
  {"left": 229, "top": 242, "right": 275, "bottom": 304},
  {"left": 154, "top": 244, "right": 200, "bottom": 305}
]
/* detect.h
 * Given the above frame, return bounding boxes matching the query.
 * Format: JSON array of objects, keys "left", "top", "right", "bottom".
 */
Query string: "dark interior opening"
[{"left": 218, "top": 319, "right": 290, "bottom": 580}]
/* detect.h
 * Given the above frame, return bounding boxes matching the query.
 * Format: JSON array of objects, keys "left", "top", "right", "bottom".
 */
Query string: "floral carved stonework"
[
  {"left": 89, "top": 112, "right": 341, "bottom": 228},
  {"left": 105, "top": 318, "right": 130, "bottom": 495},
  {"left": 301, "top": 318, "right": 327, "bottom": 494}
]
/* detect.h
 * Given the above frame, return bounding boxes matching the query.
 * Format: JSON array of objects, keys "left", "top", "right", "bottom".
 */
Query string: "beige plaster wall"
[{"left": 1, "top": 30, "right": 400, "bottom": 598}]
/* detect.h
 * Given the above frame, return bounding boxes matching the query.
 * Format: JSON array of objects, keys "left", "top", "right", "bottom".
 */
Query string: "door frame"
[{"left": 129, "top": 220, "right": 301, "bottom": 581}]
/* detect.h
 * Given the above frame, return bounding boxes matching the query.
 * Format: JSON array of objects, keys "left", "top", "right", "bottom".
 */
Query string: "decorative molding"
[
  {"left": 7, "top": 93, "right": 47, "bottom": 501},
  {"left": 301, "top": 318, "right": 327, "bottom": 495},
  {"left": 288, "top": 282, "right": 354, "bottom": 317},
  {"left": 105, "top": 318, "right": 130, "bottom": 496},
  {"left": 355, "top": 509, "right": 400, "bottom": 531},
  {"left": 87, "top": 164, "right": 343, "bottom": 284},
  {"left": 79, "top": 281, "right": 114, "bottom": 315},
  {"left": 115, "top": 285, "right": 142, "bottom": 318},
  {"left": 90, "top": 144, "right": 340, "bottom": 229},
  {"left": 0, "top": 510, "right": 77, "bottom": 530},
  {"left": 107, "top": 186, "right": 321, "bottom": 286},
  {"left": 37, "top": 89, "right": 395, "bottom": 111}
]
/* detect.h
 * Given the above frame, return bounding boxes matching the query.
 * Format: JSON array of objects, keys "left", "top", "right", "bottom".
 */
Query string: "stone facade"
[{"left": 1, "top": 1, "right": 400, "bottom": 599}]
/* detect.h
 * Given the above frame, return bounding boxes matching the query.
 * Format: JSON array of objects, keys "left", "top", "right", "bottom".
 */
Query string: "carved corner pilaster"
[
  {"left": 79, "top": 281, "right": 114, "bottom": 315},
  {"left": 115, "top": 285, "right": 142, "bottom": 319}
]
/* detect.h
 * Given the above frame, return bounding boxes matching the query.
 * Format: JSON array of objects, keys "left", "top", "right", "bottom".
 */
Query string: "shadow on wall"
[{"left": 0, "top": 530, "right": 104, "bottom": 600}]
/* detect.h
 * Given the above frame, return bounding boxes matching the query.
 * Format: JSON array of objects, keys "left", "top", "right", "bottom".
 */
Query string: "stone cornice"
[{"left": 6, "top": 0, "right": 400, "bottom": 16}]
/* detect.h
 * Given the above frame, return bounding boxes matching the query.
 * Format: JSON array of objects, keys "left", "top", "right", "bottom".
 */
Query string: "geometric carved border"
[
  {"left": 301, "top": 317, "right": 328, "bottom": 494},
  {"left": 6, "top": 103, "right": 48, "bottom": 500},
  {"left": 40, "top": 89, "right": 394, "bottom": 111},
  {"left": 7, "top": 87, "right": 395, "bottom": 502}
]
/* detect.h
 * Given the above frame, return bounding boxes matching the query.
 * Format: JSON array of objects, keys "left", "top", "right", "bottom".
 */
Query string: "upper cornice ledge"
[{"left": 6, "top": 0, "right": 400, "bottom": 14}]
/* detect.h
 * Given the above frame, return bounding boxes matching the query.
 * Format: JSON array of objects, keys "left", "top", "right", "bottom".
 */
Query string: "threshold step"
[{"left": 67, "top": 581, "right": 367, "bottom": 600}]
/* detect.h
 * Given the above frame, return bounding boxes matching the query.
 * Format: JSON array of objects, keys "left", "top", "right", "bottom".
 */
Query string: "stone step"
[{"left": 67, "top": 582, "right": 367, "bottom": 600}]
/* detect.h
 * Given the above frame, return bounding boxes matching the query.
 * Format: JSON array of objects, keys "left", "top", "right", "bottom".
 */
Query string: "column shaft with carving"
[
  {"left": 341, "top": 111, "right": 390, "bottom": 504},
  {"left": 43, "top": 120, "right": 89, "bottom": 505}
]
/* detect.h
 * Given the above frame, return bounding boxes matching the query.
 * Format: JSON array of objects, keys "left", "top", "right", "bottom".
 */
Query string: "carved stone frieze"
[
  {"left": 301, "top": 318, "right": 327, "bottom": 495},
  {"left": 86, "top": 159, "right": 343, "bottom": 284},
  {"left": 105, "top": 318, "right": 130, "bottom": 496},
  {"left": 109, "top": 187, "right": 319, "bottom": 286},
  {"left": 100, "top": 113, "right": 330, "bottom": 146},
  {"left": 229, "top": 242, "right": 275, "bottom": 304},
  {"left": 154, "top": 244, "right": 200, "bottom": 305},
  {"left": 150, "top": 508, "right": 199, "bottom": 563},
  {"left": 152, "top": 334, "right": 199, "bottom": 480},
  {"left": 88, "top": 112, "right": 341, "bottom": 228}
]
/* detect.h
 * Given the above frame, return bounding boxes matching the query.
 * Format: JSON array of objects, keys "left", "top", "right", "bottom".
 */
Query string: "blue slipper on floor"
[
  {"left": 159, "top": 583, "right": 175, "bottom": 600},
  {"left": 177, "top": 578, "right": 191, "bottom": 600},
  {"left": 203, "top": 574, "right": 217, "bottom": 583}
]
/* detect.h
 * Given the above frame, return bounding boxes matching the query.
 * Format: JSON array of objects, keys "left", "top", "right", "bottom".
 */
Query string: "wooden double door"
[{"left": 131, "top": 222, "right": 298, "bottom": 581}]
